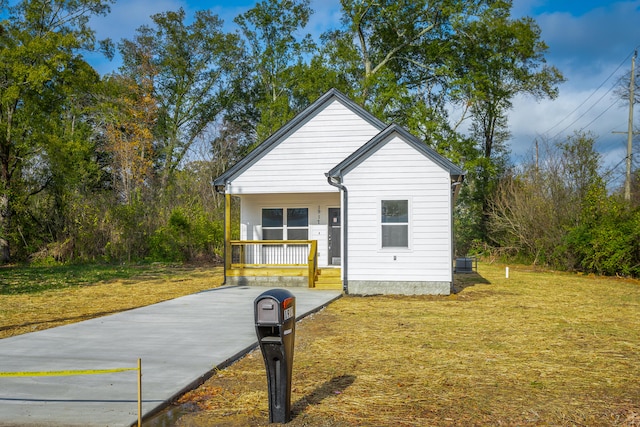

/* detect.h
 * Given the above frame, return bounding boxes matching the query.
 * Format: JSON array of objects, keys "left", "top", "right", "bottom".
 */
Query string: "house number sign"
[{"left": 283, "top": 306, "right": 294, "bottom": 321}]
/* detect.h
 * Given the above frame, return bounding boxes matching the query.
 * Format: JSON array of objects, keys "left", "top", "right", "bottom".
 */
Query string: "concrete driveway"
[{"left": 0, "top": 286, "right": 342, "bottom": 427}]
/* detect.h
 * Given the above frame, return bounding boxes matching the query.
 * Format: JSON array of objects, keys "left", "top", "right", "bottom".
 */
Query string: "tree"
[
  {"left": 233, "top": 0, "right": 316, "bottom": 142},
  {"left": 0, "top": 0, "right": 113, "bottom": 262},
  {"left": 316, "top": 1, "right": 563, "bottom": 251},
  {"left": 487, "top": 133, "right": 606, "bottom": 268},
  {"left": 320, "top": 0, "right": 447, "bottom": 116},
  {"left": 450, "top": 4, "right": 564, "bottom": 242},
  {"left": 102, "top": 73, "right": 156, "bottom": 205},
  {"left": 119, "top": 8, "right": 242, "bottom": 191},
  {"left": 632, "top": 168, "right": 640, "bottom": 207}
]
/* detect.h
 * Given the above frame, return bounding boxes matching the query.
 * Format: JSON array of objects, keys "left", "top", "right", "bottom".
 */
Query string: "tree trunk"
[{"left": 0, "top": 193, "right": 10, "bottom": 263}]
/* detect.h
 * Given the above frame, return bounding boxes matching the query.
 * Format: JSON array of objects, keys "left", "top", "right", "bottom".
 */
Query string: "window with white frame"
[
  {"left": 262, "top": 208, "right": 309, "bottom": 240},
  {"left": 381, "top": 200, "right": 409, "bottom": 248}
]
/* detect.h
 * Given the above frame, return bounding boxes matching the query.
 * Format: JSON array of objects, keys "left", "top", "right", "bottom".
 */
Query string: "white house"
[{"left": 214, "top": 89, "right": 464, "bottom": 295}]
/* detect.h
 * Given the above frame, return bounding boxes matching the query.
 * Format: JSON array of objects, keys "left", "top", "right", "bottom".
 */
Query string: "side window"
[{"left": 381, "top": 200, "right": 408, "bottom": 248}]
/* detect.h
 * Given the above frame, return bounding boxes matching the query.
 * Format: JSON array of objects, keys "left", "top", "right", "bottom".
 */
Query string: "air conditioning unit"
[{"left": 455, "top": 257, "right": 476, "bottom": 273}]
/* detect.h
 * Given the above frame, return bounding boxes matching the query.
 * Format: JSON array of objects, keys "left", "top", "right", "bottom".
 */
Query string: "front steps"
[{"left": 314, "top": 268, "right": 342, "bottom": 290}]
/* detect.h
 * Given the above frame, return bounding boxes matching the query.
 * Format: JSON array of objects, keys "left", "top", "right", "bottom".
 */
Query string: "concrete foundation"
[{"left": 347, "top": 280, "right": 452, "bottom": 295}]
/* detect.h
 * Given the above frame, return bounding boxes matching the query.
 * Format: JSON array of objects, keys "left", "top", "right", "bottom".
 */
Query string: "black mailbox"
[{"left": 254, "top": 289, "right": 296, "bottom": 424}]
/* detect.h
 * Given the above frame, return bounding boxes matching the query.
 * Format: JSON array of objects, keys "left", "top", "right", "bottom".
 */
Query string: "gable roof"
[
  {"left": 213, "top": 88, "right": 387, "bottom": 187},
  {"left": 326, "top": 124, "right": 465, "bottom": 180}
]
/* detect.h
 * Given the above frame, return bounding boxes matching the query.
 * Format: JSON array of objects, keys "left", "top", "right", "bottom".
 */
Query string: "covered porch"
[{"left": 222, "top": 194, "right": 343, "bottom": 290}]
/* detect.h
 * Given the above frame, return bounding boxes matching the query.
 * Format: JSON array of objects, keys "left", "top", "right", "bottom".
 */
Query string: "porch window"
[
  {"left": 381, "top": 200, "right": 408, "bottom": 248},
  {"left": 286, "top": 208, "right": 309, "bottom": 240},
  {"left": 262, "top": 208, "right": 283, "bottom": 239},
  {"left": 262, "top": 208, "right": 308, "bottom": 240}
]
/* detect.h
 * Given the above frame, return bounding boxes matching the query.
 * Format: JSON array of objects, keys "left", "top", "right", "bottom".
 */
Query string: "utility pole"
[
  {"left": 625, "top": 51, "right": 636, "bottom": 201},
  {"left": 613, "top": 50, "right": 637, "bottom": 201}
]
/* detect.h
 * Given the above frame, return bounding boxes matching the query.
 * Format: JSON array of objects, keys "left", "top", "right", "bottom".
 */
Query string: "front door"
[{"left": 328, "top": 208, "right": 341, "bottom": 265}]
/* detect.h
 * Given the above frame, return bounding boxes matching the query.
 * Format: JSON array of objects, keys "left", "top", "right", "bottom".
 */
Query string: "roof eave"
[{"left": 328, "top": 124, "right": 465, "bottom": 179}]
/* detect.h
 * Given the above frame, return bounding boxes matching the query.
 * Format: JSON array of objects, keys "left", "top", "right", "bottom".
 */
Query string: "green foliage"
[
  {"left": 448, "top": 2, "right": 563, "bottom": 248},
  {"left": 0, "top": 0, "right": 113, "bottom": 263},
  {"left": 233, "top": 0, "right": 316, "bottom": 143},
  {"left": 149, "top": 227, "right": 184, "bottom": 263},
  {"left": 107, "top": 201, "right": 145, "bottom": 260},
  {"left": 149, "top": 207, "right": 223, "bottom": 263},
  {"left": 316, "top": 0, "right": 562, "bottom": 250},
  {"left": 565, "top": 196, "right": 640, "bottom": 277},
  {"left": 0, "top": 0, "right": 578, "bottom": 272},
  {"left": 488, "top": 134, "right": 640, "bottom": 277},
  {"left": 118, "top": 7, "right": 242, "bottom": 189}
]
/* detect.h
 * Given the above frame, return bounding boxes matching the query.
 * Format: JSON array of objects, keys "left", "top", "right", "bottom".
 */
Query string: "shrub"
[{"left": 148, "top": 207, "right": 224, "bottom": 263}]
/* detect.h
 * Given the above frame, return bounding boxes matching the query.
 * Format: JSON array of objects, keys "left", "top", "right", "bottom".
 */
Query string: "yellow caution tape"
[{"left": 0, "top": 367, "right": 138, "bottom": 377}]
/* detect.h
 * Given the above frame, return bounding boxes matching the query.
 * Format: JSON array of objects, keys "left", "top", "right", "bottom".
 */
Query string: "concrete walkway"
[{"left": 0, "top": 285, "right": 342, "bottom": 427}]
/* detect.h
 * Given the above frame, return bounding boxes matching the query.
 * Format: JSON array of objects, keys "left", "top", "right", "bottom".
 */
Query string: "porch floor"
[{"left": 227, "top": 266, "right": 342, "bottom": 290}]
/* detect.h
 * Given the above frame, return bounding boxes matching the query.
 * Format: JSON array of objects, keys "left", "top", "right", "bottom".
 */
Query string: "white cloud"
[
  {"left": 506, "top": 0, "right": 640, "bottom": 181},
  {"left": 535, "top": 2, "right": 640, "bottom": 80}
]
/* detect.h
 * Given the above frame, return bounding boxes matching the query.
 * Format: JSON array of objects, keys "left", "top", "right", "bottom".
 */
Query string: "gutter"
[{"left": 325, "top": 174, "right": 348, "bottom": 294}]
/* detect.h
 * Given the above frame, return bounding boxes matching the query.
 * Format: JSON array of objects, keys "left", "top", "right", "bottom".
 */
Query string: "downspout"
[
  {"left": 450, "top": 175, "right": 464, "bottom": 289},
  {"left": 326, "top": 175, "right": 348, "bottom": 294},
  {"left": 452, "top": 175, "right": 464, "bottom": 203},
  {"left": 215, "top": 183, "right": 228, "bottom": 285}
]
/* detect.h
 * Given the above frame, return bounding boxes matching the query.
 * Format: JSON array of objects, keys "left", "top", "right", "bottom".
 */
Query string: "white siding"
[
  {"left": 228, "top": 100, "right": 381, "bottom": 194},
  {"left": 343, "top": 136, "right": 453, "bottom": 283}
]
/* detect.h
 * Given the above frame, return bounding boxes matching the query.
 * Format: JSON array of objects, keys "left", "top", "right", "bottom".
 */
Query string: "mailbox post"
[{"left": 254, "top": 289, "right": 296, "bottom": 424}]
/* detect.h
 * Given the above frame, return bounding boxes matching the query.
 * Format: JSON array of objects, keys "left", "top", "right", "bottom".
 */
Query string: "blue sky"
[{"left": 85, "top": 0, "right": 640, "bottom": 183}]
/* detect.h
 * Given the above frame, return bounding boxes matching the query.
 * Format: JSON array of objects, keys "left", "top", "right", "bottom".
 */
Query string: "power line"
[
  {"left": 550, "top": 75, "right": 623, "bottom": 139},
  {"left": 543, "top": 47, "right": 637, "bottom": 138},
  {"left": 578, "top": 97, "right": 620, "bottom": 133}
]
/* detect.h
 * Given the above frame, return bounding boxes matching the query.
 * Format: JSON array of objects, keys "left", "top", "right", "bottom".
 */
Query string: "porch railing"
[{"left": 229, "top": 240, "right": 318, "bottom": 287}]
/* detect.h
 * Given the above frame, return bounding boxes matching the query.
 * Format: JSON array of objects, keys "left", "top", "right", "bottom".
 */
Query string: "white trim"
[{"left": 378, "top": 197, "right": 413, "bottom": 251}]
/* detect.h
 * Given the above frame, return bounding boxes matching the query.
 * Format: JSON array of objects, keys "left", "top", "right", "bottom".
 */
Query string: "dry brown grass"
[
  {"left": 175, "top": 263, "right": 640, "bottom": 427},
  {"left": 0, "top": 265, "right": 224, "bottom": 338}
]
